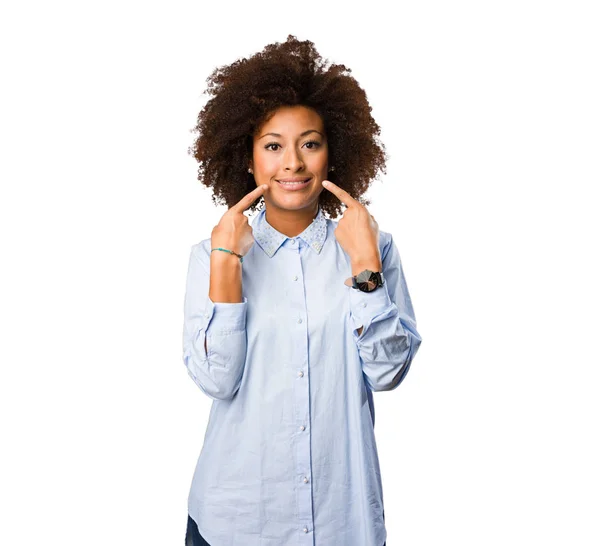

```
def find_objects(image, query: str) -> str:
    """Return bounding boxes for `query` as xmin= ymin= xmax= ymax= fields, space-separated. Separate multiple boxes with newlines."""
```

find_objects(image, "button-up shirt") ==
xmin=182 ymin=204 xmax=422 ymax=545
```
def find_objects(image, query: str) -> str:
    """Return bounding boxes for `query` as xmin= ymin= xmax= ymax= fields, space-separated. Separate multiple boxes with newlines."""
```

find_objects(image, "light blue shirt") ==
xmin=182 ymin=204 xmax=422 ymax=546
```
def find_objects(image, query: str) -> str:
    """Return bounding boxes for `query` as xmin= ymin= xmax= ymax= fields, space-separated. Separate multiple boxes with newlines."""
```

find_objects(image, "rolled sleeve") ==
xmin=182 ymin=242 xmax=249 ymax=400
xmin=348 ymin=233 xmax=422 ymax=392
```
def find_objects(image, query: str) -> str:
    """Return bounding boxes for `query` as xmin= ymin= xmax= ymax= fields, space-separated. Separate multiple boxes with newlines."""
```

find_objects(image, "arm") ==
xmin=182 ymin=242 xmax=248 ymax=400
xmin=349 ymin=234 xmax=422 ymax=392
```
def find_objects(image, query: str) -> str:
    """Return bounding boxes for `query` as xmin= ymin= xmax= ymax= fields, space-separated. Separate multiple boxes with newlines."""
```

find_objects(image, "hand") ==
xmin=321 ymin=180 xmax=382 ymax=270
xmin=211 ymin=185 xmax=269 ymax=257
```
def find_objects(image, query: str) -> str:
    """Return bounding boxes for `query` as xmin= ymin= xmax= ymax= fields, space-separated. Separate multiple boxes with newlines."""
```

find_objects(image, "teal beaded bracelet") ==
xmin=211 ymin=247 xmax=244 ymax=263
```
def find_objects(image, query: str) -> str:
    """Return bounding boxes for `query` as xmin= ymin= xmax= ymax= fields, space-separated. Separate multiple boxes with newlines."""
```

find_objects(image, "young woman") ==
xmin=183 ymin=35 xmax=422 ymax=546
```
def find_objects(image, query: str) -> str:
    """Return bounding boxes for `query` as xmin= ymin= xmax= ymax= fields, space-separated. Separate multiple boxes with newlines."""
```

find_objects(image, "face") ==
xmin=249 ymin=105 xmax=329 ymax=212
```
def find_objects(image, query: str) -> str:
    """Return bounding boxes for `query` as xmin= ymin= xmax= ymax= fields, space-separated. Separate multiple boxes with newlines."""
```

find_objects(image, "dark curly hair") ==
xmin=188 ymin=34 xmax=388 ymax=219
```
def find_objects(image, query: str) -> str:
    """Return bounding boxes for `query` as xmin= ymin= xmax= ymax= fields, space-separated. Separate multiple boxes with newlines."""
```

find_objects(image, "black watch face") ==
xmin=356 ymin=270 xmax=382 ymax=292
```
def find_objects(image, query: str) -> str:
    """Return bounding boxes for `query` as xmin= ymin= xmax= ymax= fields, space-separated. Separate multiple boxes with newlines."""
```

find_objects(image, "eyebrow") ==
xmin=258 ymin=130 xmax=324 ymax=140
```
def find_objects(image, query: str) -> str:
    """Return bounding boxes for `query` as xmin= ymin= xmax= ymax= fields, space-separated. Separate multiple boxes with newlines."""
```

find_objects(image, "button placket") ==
xmin=290 ymin=249 xmax=313 ymax=542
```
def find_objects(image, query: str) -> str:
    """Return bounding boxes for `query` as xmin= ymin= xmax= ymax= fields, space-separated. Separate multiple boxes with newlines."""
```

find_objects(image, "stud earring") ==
xmin=248 ymin=168 xmax=253 ymax=174
xmin=329 ymin=166 xmax=335 ymax=172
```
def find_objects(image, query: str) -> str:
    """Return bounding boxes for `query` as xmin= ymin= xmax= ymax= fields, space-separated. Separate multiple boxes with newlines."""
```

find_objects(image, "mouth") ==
xmin=275 ymin=177 xmax=312 ymax=191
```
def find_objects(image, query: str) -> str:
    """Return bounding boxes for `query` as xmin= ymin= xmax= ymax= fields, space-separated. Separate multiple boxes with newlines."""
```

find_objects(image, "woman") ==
xmin=183 ymin=35 xmax=422 ymax=546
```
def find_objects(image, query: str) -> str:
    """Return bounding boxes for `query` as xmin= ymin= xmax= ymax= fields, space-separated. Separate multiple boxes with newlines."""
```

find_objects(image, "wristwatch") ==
xmin=344 ymin=269 xmax=385 ymax=292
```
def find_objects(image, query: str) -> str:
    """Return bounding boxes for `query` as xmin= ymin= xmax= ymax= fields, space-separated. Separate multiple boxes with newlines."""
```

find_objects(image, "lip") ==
xmin=275 ymin=177 xmax=312 ymax=191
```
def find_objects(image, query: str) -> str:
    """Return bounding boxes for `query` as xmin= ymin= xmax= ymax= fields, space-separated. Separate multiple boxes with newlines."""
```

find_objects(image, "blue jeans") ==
xmin=185 ymin=515 xmax=211 ymax=546
xmin=185 ymin=514 xmax=386 ymax=545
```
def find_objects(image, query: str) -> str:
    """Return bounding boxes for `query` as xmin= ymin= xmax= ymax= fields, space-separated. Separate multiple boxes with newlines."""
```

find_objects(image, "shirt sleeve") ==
xmin=182 ymin=242 xmax=248 ymax=400
xmin=348 ymin=233 xmax=422 ymax=392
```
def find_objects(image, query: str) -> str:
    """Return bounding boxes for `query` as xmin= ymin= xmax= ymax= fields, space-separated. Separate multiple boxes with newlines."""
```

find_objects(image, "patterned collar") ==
xmin=252 ymin=205 xmax=328 ymax=258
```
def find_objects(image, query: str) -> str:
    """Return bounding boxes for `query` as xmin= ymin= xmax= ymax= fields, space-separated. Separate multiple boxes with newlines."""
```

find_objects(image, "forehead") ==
xmin=259 ymin=105 xmax=324 ymax=133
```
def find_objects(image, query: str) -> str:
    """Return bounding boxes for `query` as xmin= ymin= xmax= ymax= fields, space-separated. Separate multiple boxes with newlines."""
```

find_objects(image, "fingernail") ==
xmin=322 ymin=180 xmax=329 ymax=187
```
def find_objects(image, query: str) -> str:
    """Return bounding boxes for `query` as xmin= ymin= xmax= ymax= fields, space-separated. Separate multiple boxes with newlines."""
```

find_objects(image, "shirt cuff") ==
xmin=204 ymin=296 xmax=248 ymax=333
xmin=349 ymin=282 xmax=393 ymax=338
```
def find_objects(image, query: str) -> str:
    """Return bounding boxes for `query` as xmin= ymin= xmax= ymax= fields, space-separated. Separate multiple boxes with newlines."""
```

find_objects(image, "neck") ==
xmin=264 ymin=203 xmax=319 ymax=238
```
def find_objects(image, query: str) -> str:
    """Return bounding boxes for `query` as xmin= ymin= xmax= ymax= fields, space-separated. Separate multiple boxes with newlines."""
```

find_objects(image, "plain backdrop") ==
xmin=1 ymin=1 xmax=598 ymax=544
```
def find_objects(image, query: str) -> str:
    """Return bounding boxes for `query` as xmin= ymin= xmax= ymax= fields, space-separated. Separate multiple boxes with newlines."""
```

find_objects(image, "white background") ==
xmin=1 ymin=1 xmax=598 ymax=544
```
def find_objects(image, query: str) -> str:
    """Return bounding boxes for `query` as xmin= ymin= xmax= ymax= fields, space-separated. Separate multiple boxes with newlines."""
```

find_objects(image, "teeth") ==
xmin=279 ymin=179 xmax=309 ymax=185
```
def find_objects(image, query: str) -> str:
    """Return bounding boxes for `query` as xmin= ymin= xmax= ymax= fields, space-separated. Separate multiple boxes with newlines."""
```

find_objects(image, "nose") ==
xmin=283 ymin=146 xmax=305 ymax=171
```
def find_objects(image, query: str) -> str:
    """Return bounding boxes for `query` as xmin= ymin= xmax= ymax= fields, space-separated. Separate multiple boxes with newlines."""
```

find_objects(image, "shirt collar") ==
xmin=252 ymin=205 xmax=328 ymax=258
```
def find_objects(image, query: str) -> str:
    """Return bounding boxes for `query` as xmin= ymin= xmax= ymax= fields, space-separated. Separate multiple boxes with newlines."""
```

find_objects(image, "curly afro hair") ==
xmin=188 ymin=34 xmax=388 ymax=219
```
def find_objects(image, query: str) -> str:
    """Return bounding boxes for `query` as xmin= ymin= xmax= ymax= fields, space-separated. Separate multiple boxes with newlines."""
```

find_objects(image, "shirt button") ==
xmin=361 ymin=302 xmax=367 ymax=308
xmin=303 ymin=527 xmax=308 ymax=533
xmin=300 ymin=425 xmax=305 ymax=431
xmin=293 ymin=275 xmax=298 ymax=281
xmin=298 ymin=371 xmax=304 ymax=377
xmin=290 ymin=239 xmax=296 ymax=245
xmin=297 ymin=318 xmax=302 ymax=323
xmin=204 ymin=313 xmax=210 ymax=318
xmin=303 ymin=476 xmax=309 ymax=483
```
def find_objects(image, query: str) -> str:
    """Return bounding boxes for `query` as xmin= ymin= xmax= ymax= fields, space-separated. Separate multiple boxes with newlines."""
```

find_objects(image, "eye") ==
xmin=264 ymin=140 xmax=322 ymax=151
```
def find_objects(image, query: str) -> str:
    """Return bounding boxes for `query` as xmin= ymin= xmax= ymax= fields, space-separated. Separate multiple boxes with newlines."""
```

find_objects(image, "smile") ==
xmin=276 ymin=178 xmax=312 ymax=191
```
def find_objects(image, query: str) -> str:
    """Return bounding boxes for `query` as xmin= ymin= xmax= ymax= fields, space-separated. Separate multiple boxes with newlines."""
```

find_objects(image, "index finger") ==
xmin=231 ymin=184 xmax=269 ymax=213
xmin=322 ymin=180 xmax=357 ymax=207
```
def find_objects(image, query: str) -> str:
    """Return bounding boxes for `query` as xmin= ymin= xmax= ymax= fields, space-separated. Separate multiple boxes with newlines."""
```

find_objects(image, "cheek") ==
xmin=311 ymin=154 xmax=329 ymax=172
xmin=316 ymin=147 xmax=329 ymax=166
xmin=254 ymin=152 xmax=279 ymax=172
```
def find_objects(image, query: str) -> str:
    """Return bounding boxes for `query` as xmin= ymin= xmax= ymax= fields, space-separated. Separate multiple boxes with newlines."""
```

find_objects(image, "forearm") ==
xmin=351 ymin=257 xmax=382 ymax=277
xmin=209 ymin=251 xmax=243 ymax=303
xmin=205 ymin=251 xmax=243 ymax=352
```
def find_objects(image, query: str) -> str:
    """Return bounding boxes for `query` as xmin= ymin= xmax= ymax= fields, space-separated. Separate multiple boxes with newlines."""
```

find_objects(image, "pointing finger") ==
xmin=232 ymin=184 xmax=269 ymax=213
xmin=321 ymin=180 xmax=356 ymax=207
